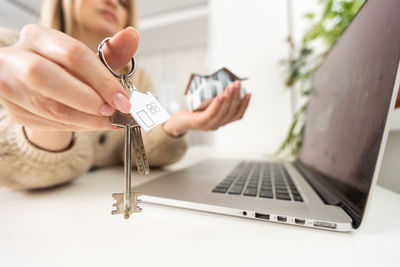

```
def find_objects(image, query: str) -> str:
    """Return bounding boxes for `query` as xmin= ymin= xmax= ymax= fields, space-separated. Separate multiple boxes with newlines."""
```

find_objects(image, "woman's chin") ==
xmin=91 ymin=23 xmax=121 ymax=37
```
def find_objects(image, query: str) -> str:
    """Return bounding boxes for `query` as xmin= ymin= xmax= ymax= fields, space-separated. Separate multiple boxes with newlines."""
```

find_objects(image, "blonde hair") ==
xmin=40 ymin=0 xmax=137 ymax=35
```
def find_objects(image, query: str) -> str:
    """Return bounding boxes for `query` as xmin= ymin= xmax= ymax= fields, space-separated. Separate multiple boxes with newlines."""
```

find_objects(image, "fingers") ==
xmin=204 ymin=85 xmax=235 ymax=130
xmin=167 ymin=86 xmax=250 ymax=133
xmin=0 ymin=98 xmax=88 ymax=132
xmin=4 ymin=51 xmax=112 ymax=116
xmin=202 ymin=92 xmax=250 ymax=130
xmin=190 ymin=81 xmax=250 ymax=131
xmin=0 ymin=77 xmax=115 ymax=131
xmin=219 ymin=80 xmax=241 ymax=125
xmin=18 ymin=24 xmax=137 ymax=113
xmin=102 ymin=27 xmax=140 ymax=70
xmin=231 ymin=93 xmax=251 ymax=122
xmin=205 ymin=80 xmax=244 ymax=130
xmin=190 ymin=95 xmax=224 ymax=130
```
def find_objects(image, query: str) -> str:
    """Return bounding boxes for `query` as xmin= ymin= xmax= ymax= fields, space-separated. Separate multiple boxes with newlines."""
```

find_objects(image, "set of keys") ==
xmin=98 ymin=38 xmax=150 ymax=219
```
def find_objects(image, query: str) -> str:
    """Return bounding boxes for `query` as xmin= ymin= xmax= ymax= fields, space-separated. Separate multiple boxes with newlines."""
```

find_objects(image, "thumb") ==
xmin=101 ymin=27 xmax=140 ymax=71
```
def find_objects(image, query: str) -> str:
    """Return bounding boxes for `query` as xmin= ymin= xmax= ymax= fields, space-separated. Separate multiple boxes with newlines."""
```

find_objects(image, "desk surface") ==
xmin=0 ymin=145 xmax=399 ymax=267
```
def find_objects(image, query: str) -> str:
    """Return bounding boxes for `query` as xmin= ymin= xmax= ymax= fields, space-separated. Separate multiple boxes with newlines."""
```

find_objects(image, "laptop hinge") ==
xmin=294 ymin=160 xmax=362 ymax=228
xmin=293 ymin=160 xmax=341 ymax=205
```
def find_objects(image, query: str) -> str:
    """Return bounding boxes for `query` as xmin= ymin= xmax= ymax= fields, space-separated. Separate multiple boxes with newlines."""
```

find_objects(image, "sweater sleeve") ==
xmin=0 ymin=28 xmax=94 ymax=190
xmin=0 ymin=109 xmax=94 ymax=190
xmin=125 ymin=68 xmax=189 ymax=167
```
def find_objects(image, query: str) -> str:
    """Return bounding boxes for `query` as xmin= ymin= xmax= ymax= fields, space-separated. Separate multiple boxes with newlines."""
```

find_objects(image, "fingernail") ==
xmin=113 ymin=93 xmax=131 ymax=113
xmin=100 ymin=103 xmax=114 ymax=116
xmin=234 ymin=80 xmax=241 ymax=90
xmin=218 ymin=95 xmax=224 ymax=102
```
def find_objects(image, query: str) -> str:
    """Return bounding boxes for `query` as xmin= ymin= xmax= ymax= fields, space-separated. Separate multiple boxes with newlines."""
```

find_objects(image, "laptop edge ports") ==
xmin=255 ymin=212 xmax=270 ymax=220
xmin=277 ymin=216 xmax=287 ymax=222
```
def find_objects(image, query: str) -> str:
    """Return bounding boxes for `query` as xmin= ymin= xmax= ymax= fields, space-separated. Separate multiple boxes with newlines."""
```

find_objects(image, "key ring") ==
xmin=98 ymin=37 xmax=136 ymax=79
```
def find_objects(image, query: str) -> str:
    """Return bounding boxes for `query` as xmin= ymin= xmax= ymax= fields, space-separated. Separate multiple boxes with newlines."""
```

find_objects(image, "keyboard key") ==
xmin=276 ymin=193 xmax=291 ymax=200
xmin=260 ymin=187 xmax=272 ymax=192
xmin=276 ymin=188 xmax=288 ymax=192
xmin=275 ymin=188 xmax=289 ymax=193
xmin=275 ymin=185 xmax=287 ymax=190
xmin=212 ymin=186 xmax=228 ymax=193
xmin=291 ymin=192 xmax=300 ymax=197
xmin=259 ymin=190 xmax=273 ymax=198
xmin=244 ymin=188 xmax=257 ymax=196
xmin=229 ymin=185 xmax=243 ymax=195
xmin=293 ymin=195 xmax=303 ymax=202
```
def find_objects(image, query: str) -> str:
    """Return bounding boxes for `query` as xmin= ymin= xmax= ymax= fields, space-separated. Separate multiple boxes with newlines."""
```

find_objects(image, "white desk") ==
xmin=0 ymin=145 xmax=399 ymax=267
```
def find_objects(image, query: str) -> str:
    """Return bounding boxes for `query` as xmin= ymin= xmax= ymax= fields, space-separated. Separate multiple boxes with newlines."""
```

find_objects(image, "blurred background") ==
xmin=2 ymin=0 xmax=400 ymax=198
xmin=0 ymin=0 xmax=353 ymax=153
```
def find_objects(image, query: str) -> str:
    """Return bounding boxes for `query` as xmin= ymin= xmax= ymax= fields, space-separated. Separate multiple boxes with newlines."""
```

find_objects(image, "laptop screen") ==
xmin=298 ymin=0 xmax=400 ymax=226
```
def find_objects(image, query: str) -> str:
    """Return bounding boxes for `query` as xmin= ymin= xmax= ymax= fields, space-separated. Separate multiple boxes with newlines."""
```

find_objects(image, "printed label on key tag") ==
xmin=129 ymin=91 xmax=170 ymax=131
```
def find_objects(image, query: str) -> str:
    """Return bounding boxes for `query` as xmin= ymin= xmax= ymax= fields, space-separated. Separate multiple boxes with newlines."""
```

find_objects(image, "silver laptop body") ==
xmin=136 ymin=0 xmax=400 ymax=232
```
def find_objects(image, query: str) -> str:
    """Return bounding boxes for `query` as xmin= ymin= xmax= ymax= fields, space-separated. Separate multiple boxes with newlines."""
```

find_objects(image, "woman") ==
xmin=0 ymin=0 xmax=250 ymax=190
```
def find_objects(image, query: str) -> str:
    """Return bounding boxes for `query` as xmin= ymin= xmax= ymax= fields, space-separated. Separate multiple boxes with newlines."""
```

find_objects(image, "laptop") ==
xmin=136 ymin=0 xmax=400 ymax=231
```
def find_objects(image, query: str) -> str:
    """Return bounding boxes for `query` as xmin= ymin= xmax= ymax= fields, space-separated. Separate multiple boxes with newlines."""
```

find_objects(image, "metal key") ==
xmin=123 ymin=77 xmax=150 ymax=176
xmin=113 ymin=76 xmax=150 ymax=176
xmin=131 ymin=125 xmax=150 ymax=175
xmin=98 ymin=38 xmax=150 ymax=219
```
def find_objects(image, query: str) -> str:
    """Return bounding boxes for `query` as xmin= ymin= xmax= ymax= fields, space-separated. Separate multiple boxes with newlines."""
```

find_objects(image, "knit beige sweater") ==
xmin=0 ymin=28 xmax=188 ymax=190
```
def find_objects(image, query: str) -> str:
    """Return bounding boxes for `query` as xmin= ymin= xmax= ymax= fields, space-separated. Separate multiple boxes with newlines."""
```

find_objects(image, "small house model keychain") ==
xmin=184 ymin=67 xmax=247 ymax=111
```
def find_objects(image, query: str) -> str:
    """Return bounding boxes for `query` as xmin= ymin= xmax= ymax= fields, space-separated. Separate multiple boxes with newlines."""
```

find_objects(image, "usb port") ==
xmin=277 ymin=216 xmax=287 ymax=222
xmin=255 ymin=213 xmax=270 ymax=220
xmin=295 ymin=218 xmax=305 ymax=225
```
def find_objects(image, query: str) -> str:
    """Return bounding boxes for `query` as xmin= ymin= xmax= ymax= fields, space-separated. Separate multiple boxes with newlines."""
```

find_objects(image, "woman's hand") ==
xmin=163 ymin=80 xmax=251 ymax=137
xmin=0 ymin=25 xmax=139 ymax=150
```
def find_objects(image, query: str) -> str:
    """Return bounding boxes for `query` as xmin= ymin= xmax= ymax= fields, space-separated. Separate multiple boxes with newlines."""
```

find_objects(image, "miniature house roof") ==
xmin=184 ymin=67 xmax=247 ymax=95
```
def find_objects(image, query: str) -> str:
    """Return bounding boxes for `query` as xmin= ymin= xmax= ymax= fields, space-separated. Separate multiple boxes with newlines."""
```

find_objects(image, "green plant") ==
xmin=278 ymin=0 xmax=365 ymax=156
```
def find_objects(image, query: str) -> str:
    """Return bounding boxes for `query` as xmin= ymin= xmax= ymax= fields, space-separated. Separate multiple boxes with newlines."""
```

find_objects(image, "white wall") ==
xmin=207 ymin=0 xmax=316 ymax=153
xmin=0 ymin=0 xmax=40 ymax=30
xmin=378 ymin=131 xmax=400 ymax=193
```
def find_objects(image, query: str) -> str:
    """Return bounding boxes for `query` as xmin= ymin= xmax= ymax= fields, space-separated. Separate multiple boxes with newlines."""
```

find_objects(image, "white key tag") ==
xmin=129 ymin=90 xmax=171 ymax=131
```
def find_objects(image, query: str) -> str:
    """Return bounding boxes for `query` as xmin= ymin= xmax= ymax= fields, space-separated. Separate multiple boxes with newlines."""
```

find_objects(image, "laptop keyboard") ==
xmin=212 ymin=161 xmax=303 ymax=202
